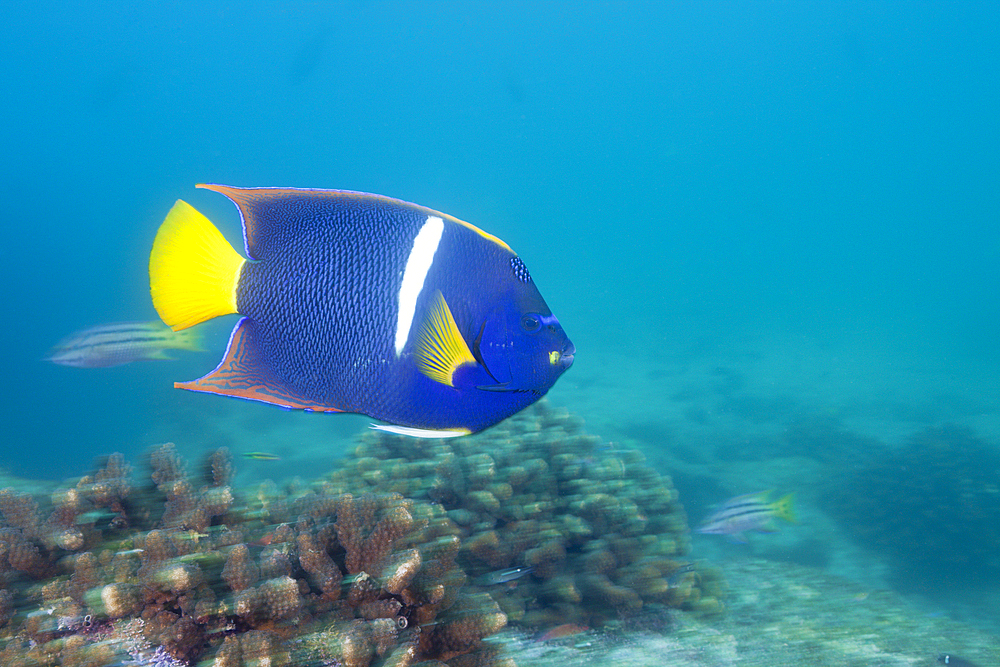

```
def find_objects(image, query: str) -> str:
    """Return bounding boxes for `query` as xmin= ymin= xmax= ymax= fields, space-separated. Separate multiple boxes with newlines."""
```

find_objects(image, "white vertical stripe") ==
xmin=395 ymin=216 xmax=444 ymax=355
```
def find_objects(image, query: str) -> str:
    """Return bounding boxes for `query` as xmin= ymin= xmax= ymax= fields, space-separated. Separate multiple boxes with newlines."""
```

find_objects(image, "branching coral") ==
xmin=221 ymin=543 xmax=259 ymax=593
xmin=0 ymin=444 xmax=508 ymax=666
xmin=330 ymin=400 xmax=725 ymax=627
xmin=0 ymin=402 xmax=722 ymax=665
xmin=0 ymin=490 xmax=55 ymax=579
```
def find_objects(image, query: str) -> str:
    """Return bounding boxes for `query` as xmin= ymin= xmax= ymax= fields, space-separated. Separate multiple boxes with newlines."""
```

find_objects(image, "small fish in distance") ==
xmin=479 ymin=566 xmax=534 ymax=586
xmin=696 ymin=491 xmax=795 ymax=543
xmin=242 ymin=452 xmax=281 ymax=461
xmin=149 ymin=184 xmax=574 ymax=437
xmin=535 ymin=623 xmax=589 ymax=642
xmin=938 ymin=654 xmax=981 ymax=667
xmin=47 ymin=321 xmax=203 ymax=368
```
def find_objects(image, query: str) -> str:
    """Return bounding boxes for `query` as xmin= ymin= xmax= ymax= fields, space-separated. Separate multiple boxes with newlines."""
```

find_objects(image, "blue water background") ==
xmin=1 ymin=0 xmax=998 ymax=629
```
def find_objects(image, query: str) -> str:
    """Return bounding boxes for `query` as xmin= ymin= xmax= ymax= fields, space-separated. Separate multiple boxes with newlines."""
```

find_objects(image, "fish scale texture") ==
xmin=236 ymin=196 xmax=416 ymax=410
xmin=192 ymin=185 xmax=574 ymax=433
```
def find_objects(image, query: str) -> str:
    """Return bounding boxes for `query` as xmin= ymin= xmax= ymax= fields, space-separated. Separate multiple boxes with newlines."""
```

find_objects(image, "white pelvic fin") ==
xmin=369 ymin=423 xmax=471 ymax=438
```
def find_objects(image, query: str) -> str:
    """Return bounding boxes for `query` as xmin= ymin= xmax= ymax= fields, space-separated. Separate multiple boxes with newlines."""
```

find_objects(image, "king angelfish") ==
xmin=148 ymin=184 xmax=575 ymax=437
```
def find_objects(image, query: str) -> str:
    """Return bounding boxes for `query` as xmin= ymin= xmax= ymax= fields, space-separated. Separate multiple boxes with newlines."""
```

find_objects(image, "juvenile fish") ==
xmin=242 ymin=452 xmax=281 ymax=461
xmin=696 ymin=491 xmax=795 ymax=543
xmin=479 ymin=566 xmax=534 ymax=585
xmin=47 ymin=321 xmax=202 ymax=368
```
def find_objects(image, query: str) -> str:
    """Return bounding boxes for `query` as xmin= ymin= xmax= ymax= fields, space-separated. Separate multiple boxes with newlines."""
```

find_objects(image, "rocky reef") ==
xmin=0 ymin=402 xmax=720 ymax=665
xmin=827 ymin=423 xmax=1000 ymax=588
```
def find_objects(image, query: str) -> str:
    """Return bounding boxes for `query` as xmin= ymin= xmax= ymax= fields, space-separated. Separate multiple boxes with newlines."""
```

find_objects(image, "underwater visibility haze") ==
xmin=1 ymin=2 xmax=999 ymax=665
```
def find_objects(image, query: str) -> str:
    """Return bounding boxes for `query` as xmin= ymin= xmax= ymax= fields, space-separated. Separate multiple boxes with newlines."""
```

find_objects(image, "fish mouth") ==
xmin=557 ymin=343 xmax=575 ymax=369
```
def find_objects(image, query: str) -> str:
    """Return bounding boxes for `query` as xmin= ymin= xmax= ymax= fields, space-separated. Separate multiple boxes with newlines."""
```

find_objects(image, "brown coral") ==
xmin=204 ymin=447 xmax=234 ymax=487
xmin=0 ymin=489 xmax=41 ymax=538
xmin=82 ymin=452 xmax=132 ymax=529
xmin=222 ymin=543 xmax=259 ymax=593
xmin=100 ymin=582 xmax=142 ymax=619
xmin=296 ymin=529 xmax=342 ymax=599
xmin=260 ymin=575 xmax=302 ymax=620
xmin=336 ymin=493 xmax=415 ymax=578
xmin=331 ymin=400 xmax=721 ymax=629
xmin=0 ymin=589 xmax=12 ymax=629
xmin=69 ymin=551 xmax=100 ymax=604
xmin=0 ymin=402 xmax=717 ymax=667
xmin=421 ymin=592 xmax=507 ymax=661
xmin=381 ymin=547 xmax=421 ymax=595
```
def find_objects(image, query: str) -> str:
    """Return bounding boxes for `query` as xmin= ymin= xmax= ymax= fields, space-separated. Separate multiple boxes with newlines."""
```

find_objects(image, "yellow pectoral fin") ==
xmin=149 ymin=200 xmax=246 ymax=331
xmin=415 ymin=291 xmax=477 ymax=387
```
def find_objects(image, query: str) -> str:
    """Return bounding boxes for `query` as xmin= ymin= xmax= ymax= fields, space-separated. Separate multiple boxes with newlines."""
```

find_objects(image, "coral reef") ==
xmin=0 ymin=403 xmax=722 ymax=665
xmin=0 ymin=445 xmax=506 ymax=666
xmin=827 ymin=424 xmax=1000 ymax=587
xmin=327 ymin=401 xmax=725 ymax=628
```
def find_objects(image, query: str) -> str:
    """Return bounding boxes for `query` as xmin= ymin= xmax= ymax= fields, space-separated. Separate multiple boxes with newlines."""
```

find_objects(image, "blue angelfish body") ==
xmin=149 ymin=185 xmax=574 ymax=437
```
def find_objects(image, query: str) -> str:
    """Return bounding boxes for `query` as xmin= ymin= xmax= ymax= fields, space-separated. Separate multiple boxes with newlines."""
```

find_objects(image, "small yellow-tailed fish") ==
xmin=242 ymin=452 xmax=281 ymax=461
xmin=47 ymin=321 xmax=203 ymax=368
xmin=696 ymin=491 xmax=796 ymax=543
xmin=149 ymin=185 xmax=574 ymax=437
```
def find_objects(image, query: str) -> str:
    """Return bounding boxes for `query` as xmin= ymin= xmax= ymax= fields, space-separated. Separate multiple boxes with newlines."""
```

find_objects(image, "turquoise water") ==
xmin=2 ymin=0 xmax=998 ymax=637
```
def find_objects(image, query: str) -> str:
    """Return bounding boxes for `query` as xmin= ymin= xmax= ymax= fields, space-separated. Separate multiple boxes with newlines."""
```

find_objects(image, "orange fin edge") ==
xmin=175 ymin=317 xmax=344 ymax=413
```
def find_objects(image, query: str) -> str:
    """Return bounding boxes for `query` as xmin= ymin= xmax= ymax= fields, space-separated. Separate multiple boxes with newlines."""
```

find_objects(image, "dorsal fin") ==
xmin=197 ymin=184 xmax=514 ymax=261
xmin=197 ymin=184 xmax=313 ymax=260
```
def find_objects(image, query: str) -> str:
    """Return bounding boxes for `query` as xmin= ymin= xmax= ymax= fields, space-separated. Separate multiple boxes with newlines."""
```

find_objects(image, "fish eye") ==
xmin=520 ymin=314 xmax=541 ymax=332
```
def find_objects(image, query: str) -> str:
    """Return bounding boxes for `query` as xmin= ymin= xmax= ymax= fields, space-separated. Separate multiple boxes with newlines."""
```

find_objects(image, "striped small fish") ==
xmin=242 ymin=452 xmax=281 ymax=461
xmin=696 ymin=491 xmax=795 ymax=543
xmin=47 ymin=321 xmax=203 ymax=368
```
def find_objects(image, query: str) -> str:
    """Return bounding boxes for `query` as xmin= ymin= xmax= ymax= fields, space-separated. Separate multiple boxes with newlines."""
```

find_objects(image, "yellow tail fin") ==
xmin=169 ymin=327 xmax=205 ymax=352
xmin=771 ymin=493 xmax=796 ymax=524
xmin=149 ymin=200 xmax=246 ymax=331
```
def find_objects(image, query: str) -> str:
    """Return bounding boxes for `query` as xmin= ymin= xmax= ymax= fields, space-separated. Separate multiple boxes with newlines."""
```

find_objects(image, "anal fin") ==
xmin=176 ymin=318 xmax=343 ymax=413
